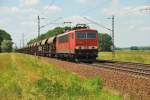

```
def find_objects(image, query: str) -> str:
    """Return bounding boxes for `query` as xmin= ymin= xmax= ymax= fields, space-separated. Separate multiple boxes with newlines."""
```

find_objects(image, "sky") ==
xmin=0 ymin=0 xmax=150 ymax=48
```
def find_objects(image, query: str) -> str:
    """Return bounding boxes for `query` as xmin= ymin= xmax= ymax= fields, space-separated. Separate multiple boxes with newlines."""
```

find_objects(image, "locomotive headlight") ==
xmin=90 ymin=46 xmax=98 ymax=49
xmin=94 ymin=46 xmax=98 ymax=49
xmin=75 ymin=46 xmax=78 ymax=49
xmin=89 ymin=46 xmax=98 ymax=49
xmin=76 ymin=46 xmax=81 ymax=49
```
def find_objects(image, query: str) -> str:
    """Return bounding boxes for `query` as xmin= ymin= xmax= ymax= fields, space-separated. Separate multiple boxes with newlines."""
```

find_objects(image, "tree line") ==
xmin=116 ymin=46 xmax=150 ymax=51
xmin=28 ymin=27 xmax=113 ymax=51
xmin=0 ymin=29 xmax=13 ymax=52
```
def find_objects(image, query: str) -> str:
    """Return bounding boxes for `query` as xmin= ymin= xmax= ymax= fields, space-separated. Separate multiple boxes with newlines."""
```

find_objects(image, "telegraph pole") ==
xmin=38 ymin=16 xmax=40 ymax=37
xmin=112 ymin=15 xmax=115 ymax=59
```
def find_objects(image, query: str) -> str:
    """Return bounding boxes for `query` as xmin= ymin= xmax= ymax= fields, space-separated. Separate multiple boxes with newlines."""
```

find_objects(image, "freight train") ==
xmin=17 ymin=24 xmax=99 ymax=62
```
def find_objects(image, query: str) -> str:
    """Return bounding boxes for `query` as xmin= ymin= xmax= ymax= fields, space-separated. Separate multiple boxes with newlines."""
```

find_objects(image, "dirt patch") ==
xmin=43 ymin=57 xmax=150 ymax=100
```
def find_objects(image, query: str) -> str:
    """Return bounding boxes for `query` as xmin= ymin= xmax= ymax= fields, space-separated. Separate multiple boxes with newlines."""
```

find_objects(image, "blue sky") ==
xmin=0 ymin=0 xmax=150 ymax=47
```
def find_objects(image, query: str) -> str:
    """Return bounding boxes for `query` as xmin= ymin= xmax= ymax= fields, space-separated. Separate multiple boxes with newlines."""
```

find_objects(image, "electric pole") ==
xmin=22 ymin=33 xmax=25 ymax=48
xmin=107 ymin=15 xmax=115 ymax=59
xmin=20 ymin=40 xmax=21 ymax=48
xmin=112 ymin=15 xmax=115 ymax=59
xmin=38 ymin=16 xmax=40 ymax=38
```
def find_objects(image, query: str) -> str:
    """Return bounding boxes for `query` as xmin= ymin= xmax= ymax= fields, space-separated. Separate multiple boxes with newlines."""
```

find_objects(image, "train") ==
xmin=17 ymin=24 xmax=99 ymax=62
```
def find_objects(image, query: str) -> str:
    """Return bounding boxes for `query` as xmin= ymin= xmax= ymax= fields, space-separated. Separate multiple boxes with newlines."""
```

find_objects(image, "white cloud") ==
xmin=43 ymin=5 xmax=62 ymax=14
xmin=140 ymin=26 xmax=150 ymax=31
xmin=76 ymin=0 xmax=97 ymax=4
xmin=0 ymin=6 xmax=19 ymax=13
xmin=128 ymin=25 xmax=135 ymax=30
xmin=20 ymin=0 xmax=40 ymax=7
xmin=0 ymin=6 xmax=39 ymax=15
xmin=112 ymin=0 xmax=120 ymax=5
xmin=0 ymin=4 xmax=63 ymax=47
xmin=102 ymin=5 xmax=150 ymax=16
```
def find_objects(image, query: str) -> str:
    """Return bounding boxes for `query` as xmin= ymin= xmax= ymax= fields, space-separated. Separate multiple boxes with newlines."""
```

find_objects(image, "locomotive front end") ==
xmin=75 ymin=29 xmax=99 ymax=61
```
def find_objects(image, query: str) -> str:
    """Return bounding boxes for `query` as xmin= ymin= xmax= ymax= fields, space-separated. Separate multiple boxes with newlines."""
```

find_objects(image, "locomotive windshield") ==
xmin=76 ymin=31 xmax=97 ymax=39
xmin=76 ymin=32 xmax=86 ymax=39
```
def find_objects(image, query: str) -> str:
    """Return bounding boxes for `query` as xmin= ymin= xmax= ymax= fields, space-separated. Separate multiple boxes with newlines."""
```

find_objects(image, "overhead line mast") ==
xmin=22 ymin=33 xmax=25 ymax=47
xmin=38 ymin=16 xmax=40 ymax=38
xmin=112 ymin=15 xmax=115 ymax=59
xmin=83 ymin=16 xmax=115 ymax=59
xmin=37 ymin=0 xmax=55 ymax=38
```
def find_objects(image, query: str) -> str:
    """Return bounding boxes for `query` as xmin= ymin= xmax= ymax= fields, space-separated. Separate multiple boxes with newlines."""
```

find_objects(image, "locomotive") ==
xmin=17 ymin=24 xmax=99 ymax=62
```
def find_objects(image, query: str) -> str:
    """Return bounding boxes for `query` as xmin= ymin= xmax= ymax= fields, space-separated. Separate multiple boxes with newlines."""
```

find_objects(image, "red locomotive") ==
xmin=56 ymin=28 xmax=98 ymax=61
xmin=17 ymin=24 xmax=99 ymax=62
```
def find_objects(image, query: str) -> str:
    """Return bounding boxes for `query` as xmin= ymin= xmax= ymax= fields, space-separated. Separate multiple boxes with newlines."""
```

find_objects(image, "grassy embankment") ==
xmin=0 ymin=53 xmax=123 ymax=100
xmin=99 ymin=50 xmax=150 ymax=64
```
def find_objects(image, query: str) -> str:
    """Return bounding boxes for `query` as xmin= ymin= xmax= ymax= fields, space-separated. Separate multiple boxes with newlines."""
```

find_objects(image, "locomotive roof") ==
xmin=74 ymin=28 xmax=97 ymax=32
xmin=57 ymin=28 xmax=97 ymax=37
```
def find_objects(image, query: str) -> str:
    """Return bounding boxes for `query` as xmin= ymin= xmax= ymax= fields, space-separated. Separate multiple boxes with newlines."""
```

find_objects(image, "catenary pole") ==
xmin=38 ymin=16 xmax=40 ymax=37
xmin=22 ymin=33 xmax=24 ymax=48
xmin=112 ymin=15 xmax=115 ymax=59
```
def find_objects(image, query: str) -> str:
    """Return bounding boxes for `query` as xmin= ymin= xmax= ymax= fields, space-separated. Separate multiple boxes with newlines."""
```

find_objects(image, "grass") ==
xmin=0 ymin=53 xmax=123 ymax=100
xmin=98 ymin=50 xmax=150 ymax=64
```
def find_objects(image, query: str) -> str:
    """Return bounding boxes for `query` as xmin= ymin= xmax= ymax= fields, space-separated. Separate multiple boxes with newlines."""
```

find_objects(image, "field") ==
xmin=99 ymin=50 xmax=150 ymax=64
xmin=0 ymin=53 xmax=123 ymax=100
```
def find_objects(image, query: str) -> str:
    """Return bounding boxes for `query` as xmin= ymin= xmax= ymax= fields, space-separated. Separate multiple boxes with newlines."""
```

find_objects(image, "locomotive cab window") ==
xmin=87 ymin=32 xmax=97 ymax=39
xmin=76 ymin=32 xmax=86 ymax=39
xmin=58 ymin=34 xmax=68 ymax=43
xmin=76 ymin=31 xmax=97 ymax=39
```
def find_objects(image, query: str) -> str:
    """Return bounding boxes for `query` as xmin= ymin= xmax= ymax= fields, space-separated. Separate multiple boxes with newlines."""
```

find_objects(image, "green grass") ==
xmin=0 ymin=53 xmax=123 ymax=100
xmin=99 ymin=50 xmax=150 ymax=64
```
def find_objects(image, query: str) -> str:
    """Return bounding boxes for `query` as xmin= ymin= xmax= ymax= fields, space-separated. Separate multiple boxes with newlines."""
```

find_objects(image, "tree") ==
xmin=98 ymin=33 xmax=112 ymax=51
xmin=28 ymin=27 xmax=65 ymax=44
xmin=130 ymin=46 xmax=139 ymax=50
xmin=0 ymin=29 xmax=11 ymax=44
xmin=0 ymin=29 xmax=12 ymax=52
xmin=1 ymin=40 xmax=13 ymax=52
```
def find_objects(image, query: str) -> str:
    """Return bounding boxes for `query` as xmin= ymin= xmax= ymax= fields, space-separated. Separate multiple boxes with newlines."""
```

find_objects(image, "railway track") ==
xmin=55 ymin=58 xmax=150 ymax=77
xmin=88 ymin=60 xmax=150 ymax=77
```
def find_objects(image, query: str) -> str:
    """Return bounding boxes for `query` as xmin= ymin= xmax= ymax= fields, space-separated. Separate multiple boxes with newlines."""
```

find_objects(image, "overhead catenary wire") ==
xmin=114 ymin=1 xmax=150 ymax=16
xmin=40 ymin=0 xmax=55 ymax=16
xmin=82 ymin=16 xmax=112 ymax=31
xmin=79 ymin=0 xmax=108 ymax=16
xmin=40 ymin=17 xmax=63 ymax=28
